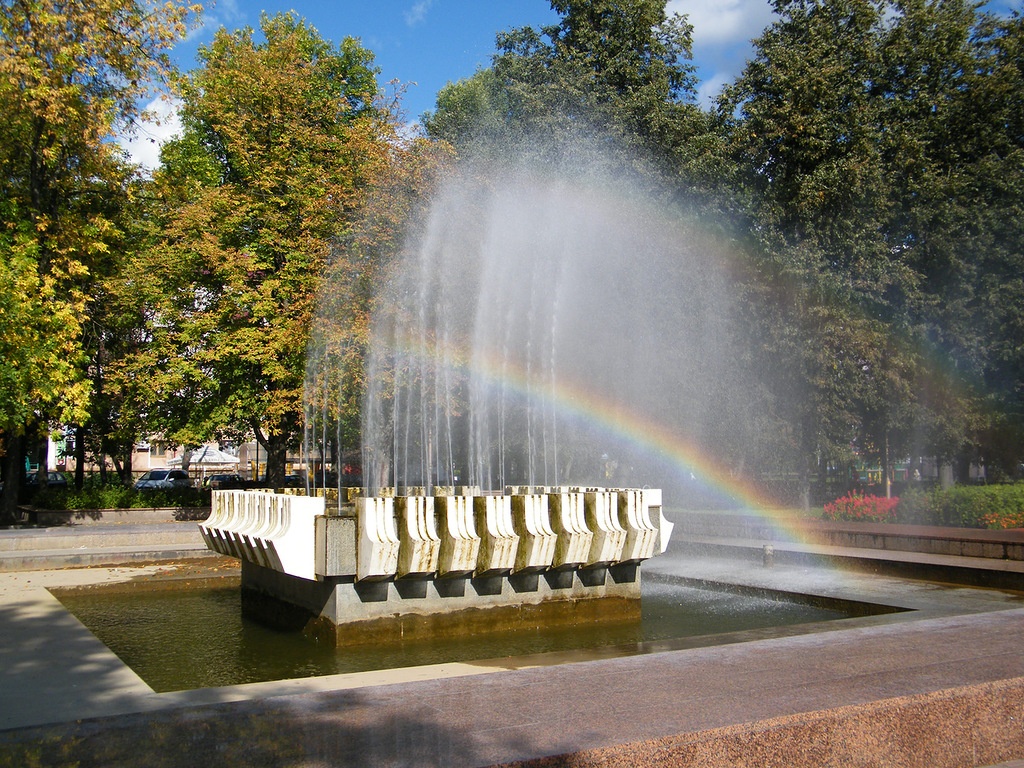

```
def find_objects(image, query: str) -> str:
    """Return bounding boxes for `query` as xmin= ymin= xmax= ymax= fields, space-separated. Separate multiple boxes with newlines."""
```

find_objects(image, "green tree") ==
xmin=724 ymin=0 xmax=1024 ymax=496
xmin=424 ymin=0 xmax=708 ymax=179
xmin=422 ymin=69 xmax=508 ymax=148
xmin=0 ymin=0 xmax=197 ymax=520
xmin=140 ymin=12 xmax=392 ymax=486
xmin=879 ymin=2 xmax=1024 ymax=479
xmin=722 ymin=0 xmax=892 ymax=283
xmin=720 ymin=0 xmax=901 ymax=502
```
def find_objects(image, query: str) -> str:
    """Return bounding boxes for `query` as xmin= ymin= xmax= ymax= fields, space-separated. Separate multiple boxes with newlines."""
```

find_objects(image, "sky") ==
xmin=124 ymin=0 xmax=780 ymax=168
xmin=123 ymin=0 xmax=1018 ymax=170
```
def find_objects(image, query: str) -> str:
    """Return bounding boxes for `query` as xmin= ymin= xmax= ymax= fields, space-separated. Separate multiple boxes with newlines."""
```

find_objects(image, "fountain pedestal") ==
xmin=200 ymin=487 xmax=673 ymax=646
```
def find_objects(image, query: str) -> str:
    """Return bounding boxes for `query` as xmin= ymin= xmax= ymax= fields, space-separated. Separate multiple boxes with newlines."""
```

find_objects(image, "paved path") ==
xmin=0 ymin=519 xmax=1023 ymax=766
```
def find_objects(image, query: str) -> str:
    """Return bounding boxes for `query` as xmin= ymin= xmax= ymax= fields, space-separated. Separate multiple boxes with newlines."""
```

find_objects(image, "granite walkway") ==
xmin=0 ymin=516 xmax=1022 ymax=766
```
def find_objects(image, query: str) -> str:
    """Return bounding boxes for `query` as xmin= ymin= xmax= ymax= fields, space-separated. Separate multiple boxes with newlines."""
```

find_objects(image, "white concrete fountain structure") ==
xmin=200 ymin=486 xmax=673 ymax=645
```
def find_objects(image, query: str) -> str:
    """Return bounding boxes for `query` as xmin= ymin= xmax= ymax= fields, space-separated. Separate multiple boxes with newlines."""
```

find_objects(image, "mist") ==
xmin=348 ymin=152 xmax=755 ymax=500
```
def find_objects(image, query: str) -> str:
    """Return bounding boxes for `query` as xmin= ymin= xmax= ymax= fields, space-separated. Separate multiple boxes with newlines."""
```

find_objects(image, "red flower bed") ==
xmin=822 ymin=492 xmax=900 ymax=523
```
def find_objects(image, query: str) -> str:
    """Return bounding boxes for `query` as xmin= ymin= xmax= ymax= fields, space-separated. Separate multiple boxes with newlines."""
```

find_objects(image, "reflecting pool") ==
xmin=56 ymin=573 xmax=858 ymax=692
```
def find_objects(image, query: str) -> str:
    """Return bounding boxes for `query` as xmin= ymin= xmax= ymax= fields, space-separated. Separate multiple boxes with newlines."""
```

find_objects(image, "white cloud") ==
xmin=200 ymin=0 xmax=242 ymax=30
xmin=118 ymin=96 xmax=182 ymax=173
xmin=697 ymin=72 xmax=732 ymax=106
xmin=667 ymin=0 xmax=774 ymax=46
xmin=667 ymin=0 xmax=776 ymax=106
xmin=404 ymin=0 xmax=432 ymax=27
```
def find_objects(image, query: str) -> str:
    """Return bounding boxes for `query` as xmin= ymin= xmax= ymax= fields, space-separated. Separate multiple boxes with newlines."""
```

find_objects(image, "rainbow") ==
xmin=481 ymin=357 xmax=815 ymax=547
xmin=362 ymin=332 xmax=816 ymax=547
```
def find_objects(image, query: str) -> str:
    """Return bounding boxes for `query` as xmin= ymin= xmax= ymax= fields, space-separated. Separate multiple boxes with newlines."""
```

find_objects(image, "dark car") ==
xmin=203 ymin=473 xmax=245 ymax=490
xmin=134 ymin=469 xmax=192 ymax=490
xmin=24 ymin=471 xmax=69 ymax=489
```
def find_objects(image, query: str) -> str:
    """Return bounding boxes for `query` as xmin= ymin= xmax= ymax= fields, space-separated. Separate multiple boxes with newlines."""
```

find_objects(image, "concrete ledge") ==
xmin=2 ymin=604 xmax=1023 ymax=766
xmin=498 ymin=677 xmax=1024 ymax=768
xmin=675 ymin=512 xmax=1024 ymax=561
xmin=21 ymin=506 xmax=210 ymax=526
xmin=677 ymin=536 xmax=1024 ymax=591
xmin=0 ymin=545 xmax=222 ymax=571
xmin=3 ymin=542 xmax=1024 ymax=766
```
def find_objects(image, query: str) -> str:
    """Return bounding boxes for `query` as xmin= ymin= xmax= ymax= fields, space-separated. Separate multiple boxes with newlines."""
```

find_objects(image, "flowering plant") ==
xmin=980 ymin=509 xmax=1024 ymax=530
xmin=822 ymin=492 xmax=900 ymax=523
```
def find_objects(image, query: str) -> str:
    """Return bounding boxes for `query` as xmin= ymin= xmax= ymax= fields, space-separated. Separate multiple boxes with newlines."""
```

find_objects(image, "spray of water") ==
xmin=306 ymin=155 xmax=750 ymax=498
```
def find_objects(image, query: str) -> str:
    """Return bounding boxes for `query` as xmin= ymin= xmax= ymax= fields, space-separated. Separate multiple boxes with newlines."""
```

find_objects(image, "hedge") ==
xmin=30 ymin=485 xmax=211 ymax=511
xmin=822 ymin=483 xmax=1024 ymax=529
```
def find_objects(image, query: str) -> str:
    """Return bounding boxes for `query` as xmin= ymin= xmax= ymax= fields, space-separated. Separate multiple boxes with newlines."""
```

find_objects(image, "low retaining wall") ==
xmin=499 ymin=677 xmax=1024 ymax=768
xmin=674 ymin=512 xmax=1024 ymax=561
xmin=23 ymin=506 xmax=210 ymax=526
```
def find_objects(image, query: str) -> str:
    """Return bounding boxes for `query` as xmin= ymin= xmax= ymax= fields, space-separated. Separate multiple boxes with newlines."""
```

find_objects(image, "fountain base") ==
xmin=240 ymin=559 xmax=642 ymax=646
xmin=200 ymin=486 xmax=672 ymax=646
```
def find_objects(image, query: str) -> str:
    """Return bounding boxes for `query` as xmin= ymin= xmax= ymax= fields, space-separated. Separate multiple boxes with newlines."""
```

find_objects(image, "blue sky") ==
xmin=176 ymin=0 xmax=781 ymax=115
xmin=179 ymin=1 xmax=563 ymax=122
xmin=125 ymin=0 xmax=1019 ymax=169
xmin=126 ymin=0 xmax=780 ymax=167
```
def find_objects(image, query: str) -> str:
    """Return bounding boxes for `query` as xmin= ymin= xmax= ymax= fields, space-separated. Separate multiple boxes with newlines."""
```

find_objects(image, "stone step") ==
xmin=0 ymin=521 xmax=215 ymax=571
xmin=19 ymin=507 xmax=209 ymax=526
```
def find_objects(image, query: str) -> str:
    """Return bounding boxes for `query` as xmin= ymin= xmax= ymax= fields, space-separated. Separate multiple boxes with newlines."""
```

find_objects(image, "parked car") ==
xmin=24 ymin=471 xmax=69 ymax=489
xmin=4 ymin=471 xmax=71 ymax=505
xmin=134 ymin=469 xmax=192 ymax=490
xmin=203 ymin=473 xmax=245 ymax=490
xmin=251 ymin=474 xmax=306 ymax=489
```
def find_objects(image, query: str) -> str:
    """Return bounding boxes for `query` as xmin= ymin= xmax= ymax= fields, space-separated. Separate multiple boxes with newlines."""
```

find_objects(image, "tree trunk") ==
xmin=940 ymin=461 xmax=955 ymax=489
xmin=797 ymin=465 xmax=811 ymax=511
xmin=954 ymin=452 xmax=972 ymax=485
xmin=815 ymin=456 xmax=829 ymax=506
xmin=121 ymin=448 xmax=132 ymax=485
xmin=264 ymin=435 xmax=287 ymax=488
xmin=882 ymin=431 xmax=892 ymax=499
xmin=74 ymin=425 xmax=86 ymax=490
xmin=33 ymin=434 xmax=48 ymax=486
xmin=254 ymin=416 xmax=292 ymax=488
xmin=1 ymin=434 xmax=24 ymax=525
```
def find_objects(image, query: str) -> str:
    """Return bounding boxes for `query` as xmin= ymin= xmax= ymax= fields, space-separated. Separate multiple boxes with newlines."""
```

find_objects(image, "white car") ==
xmin=133 ymin=469 xmax=192 ymax=490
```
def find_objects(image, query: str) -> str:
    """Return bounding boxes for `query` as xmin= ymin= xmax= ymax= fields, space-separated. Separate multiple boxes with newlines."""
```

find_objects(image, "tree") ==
xmin=140 ymin=12 xmax=392 ymax=486
xmin=879 ymin=2 xmax=1024 ymax=479
xmin=424 ymin=0 xmax=706 ymax=177
xmin=723 ymin=0 xmax=1024 ymax=495
xmin=422 ymin=69 xmax=508 ymax=148
xmin=0 ymin=0 xmax=197 ymax=520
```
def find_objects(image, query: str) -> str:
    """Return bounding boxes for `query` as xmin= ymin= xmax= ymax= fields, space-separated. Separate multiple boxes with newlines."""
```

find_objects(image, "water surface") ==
xmin=57 ymin=575 xmax=850 ymax=692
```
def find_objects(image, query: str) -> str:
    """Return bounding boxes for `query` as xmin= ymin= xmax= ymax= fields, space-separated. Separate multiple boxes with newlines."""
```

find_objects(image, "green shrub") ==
xmin=893 ymin=483 xmax=1024 ymax=529
xmin=30 ymin=485 xmax=210 ymax=511
xmin=133 ymin=486 xmax=210 ymax=508
xmin=894 ymin=486 xmax=932 ymax=524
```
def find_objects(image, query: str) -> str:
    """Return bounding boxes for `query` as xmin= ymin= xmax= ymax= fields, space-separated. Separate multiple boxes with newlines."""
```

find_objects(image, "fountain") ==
xmin=202 ymin=157 xmax=748 ymax=645
xmin=200 ymin=485 xmax=671 ymax=644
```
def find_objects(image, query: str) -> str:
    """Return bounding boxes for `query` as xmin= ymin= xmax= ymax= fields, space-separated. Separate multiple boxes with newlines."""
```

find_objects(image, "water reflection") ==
xmin=56 ymin=575 xmax=848 ymax=692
